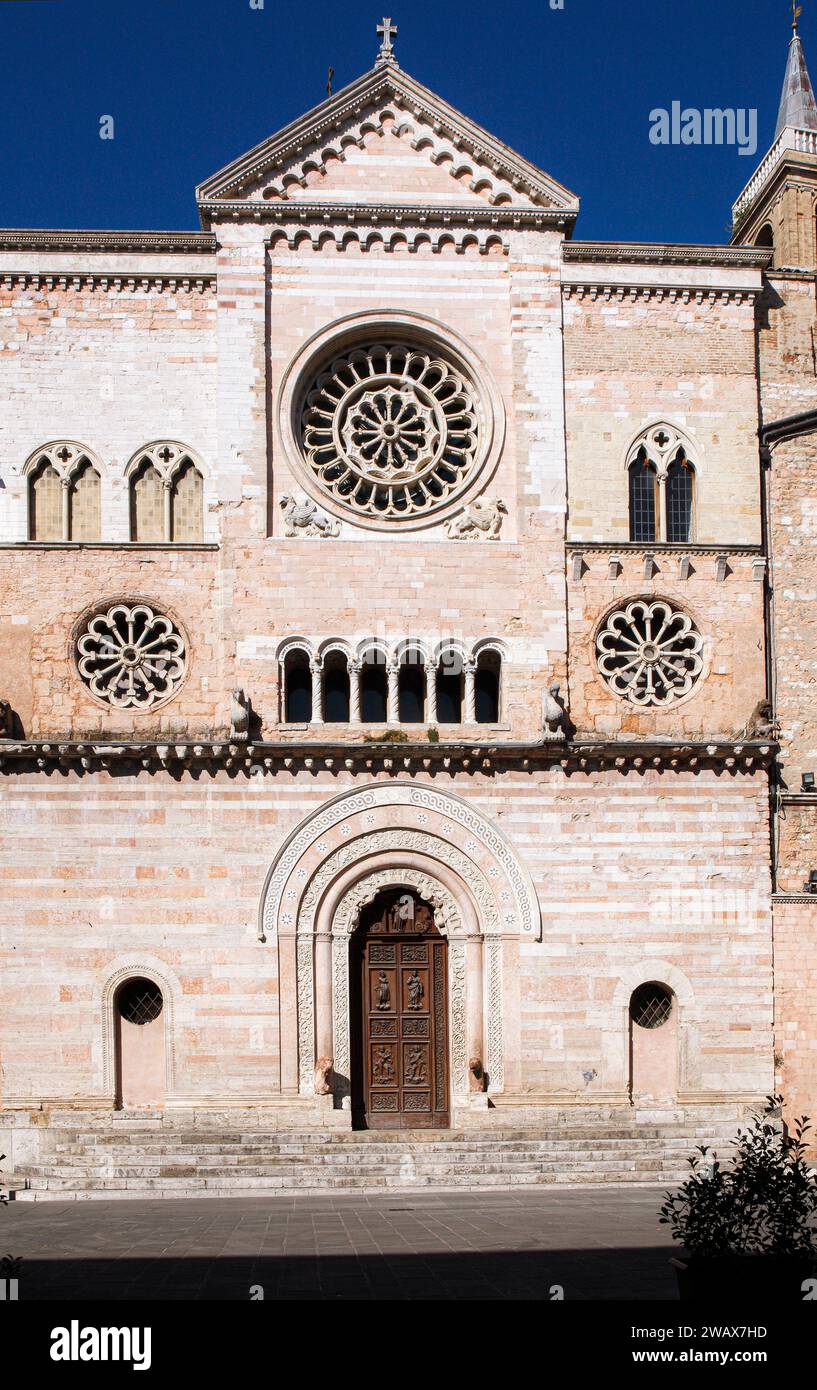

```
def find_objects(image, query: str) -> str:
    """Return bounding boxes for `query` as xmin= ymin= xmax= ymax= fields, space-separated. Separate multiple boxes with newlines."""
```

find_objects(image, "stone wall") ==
xmin=0 ymin=767 xmax=773 ymax=1111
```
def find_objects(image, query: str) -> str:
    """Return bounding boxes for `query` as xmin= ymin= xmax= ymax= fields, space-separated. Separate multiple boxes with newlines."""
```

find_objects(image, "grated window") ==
xmin=630 ymin=983 xmax=673 ymax=1030
xmin=117 ymin=978 xmax=163 ymax=1026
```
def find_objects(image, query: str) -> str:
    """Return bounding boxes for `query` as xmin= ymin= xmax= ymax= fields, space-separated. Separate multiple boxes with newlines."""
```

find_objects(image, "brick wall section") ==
xmin=567 ymin=552 xmax=767 ymax=738
xmin=563 ymin=285 xmax=762 ymax=546
xmin=0 ymin=768 xmax=773 ymax=1107
xmin=772 ymin=900 xmax=817 ymax=1152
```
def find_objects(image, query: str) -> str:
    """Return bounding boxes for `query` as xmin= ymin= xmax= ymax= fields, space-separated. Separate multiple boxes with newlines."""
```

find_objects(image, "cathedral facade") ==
xmin=1 ymin=24 xmax=816 ymax=1192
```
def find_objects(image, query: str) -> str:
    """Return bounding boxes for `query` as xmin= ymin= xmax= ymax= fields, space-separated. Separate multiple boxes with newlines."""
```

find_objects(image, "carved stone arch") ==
xmin=393 ymin=636 xmax=431 ymax=665
xmin=124 ymin=440 xmax=207 ymax=482
xmin=623 ymin=420 xmax=702 ymax=477
xmin=316 ymin=637 xmax=353 ymax=662
xmin=259 ymin=781 xmax=540 ymax=941
xmin=22 ymin=440 xmax=104 ymax=481
xmin=100 ymin=957 xmax=180 ymax=1099
xmin=260 ymin=782 xmax=540 ymax=1105
xmin=471 ymin=636 xmax=508 ymax=660
xmin=276 ymin=635 xmax=314 ymax=663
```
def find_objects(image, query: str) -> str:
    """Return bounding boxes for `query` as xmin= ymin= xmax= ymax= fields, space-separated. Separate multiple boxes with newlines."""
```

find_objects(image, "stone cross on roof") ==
xmin=376 ymin=16 xmax=398 ymax=65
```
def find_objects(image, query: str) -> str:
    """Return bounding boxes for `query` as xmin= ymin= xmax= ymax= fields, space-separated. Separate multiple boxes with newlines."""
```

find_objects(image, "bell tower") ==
xmin=731 ymin=16 xmax=817 ymax=268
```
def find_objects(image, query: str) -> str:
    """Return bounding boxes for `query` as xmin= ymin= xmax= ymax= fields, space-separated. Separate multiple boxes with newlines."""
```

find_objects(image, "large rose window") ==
xmin=596 ymin=599 xmax=703 ymax=706
xmin=299 ymin=341 xmax=482 ymax=521
xmin=77 ymin=603 xmax=187 ymax=709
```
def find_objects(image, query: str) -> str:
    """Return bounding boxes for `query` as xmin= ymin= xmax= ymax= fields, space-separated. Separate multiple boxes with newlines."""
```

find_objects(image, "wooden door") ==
xmin=353 ymin=891 xmax=449 ymax=1129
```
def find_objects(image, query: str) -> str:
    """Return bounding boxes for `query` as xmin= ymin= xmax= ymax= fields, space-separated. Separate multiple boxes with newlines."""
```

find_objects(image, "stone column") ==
xmin=277 ymin=933 xmax=299 ymax=1095
xmin=60 ymin=475 xmax=71 ymax=542
xmin=387 ymin=661 xmax=400 ymax=725
xmin=464 ymin=657 xmax=477 ymax=724
xmin=162 ymin=477 xmax=173 ymax=542
xmin=657 ymin=472 xmax=668 ymax=544
xmin=466 ymin=934 xmax=484 ymax=1068
xmin=315 ymin=932 xmax=333 ymax=1066
xmin=349 ymin=661 xmax=362 ymax=724
xmin=310 ymin=658 xmax=324 ymax=724
xmin=426 ymin=662 xmax=438 ymax=724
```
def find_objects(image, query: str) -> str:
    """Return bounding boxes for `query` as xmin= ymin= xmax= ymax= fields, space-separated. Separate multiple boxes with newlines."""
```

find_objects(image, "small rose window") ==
xmin=596 ymin=598 xmax=703 ymax=706
xmin=77 ymin=602 xmax=186 ymax=709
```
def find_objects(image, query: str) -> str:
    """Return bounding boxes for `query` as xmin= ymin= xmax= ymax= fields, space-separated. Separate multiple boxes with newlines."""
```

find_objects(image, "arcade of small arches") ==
xmin=279 ymin=639 xmax=505 ymax=726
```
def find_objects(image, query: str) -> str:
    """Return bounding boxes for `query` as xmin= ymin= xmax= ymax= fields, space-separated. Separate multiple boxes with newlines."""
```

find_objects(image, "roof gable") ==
xmin=196 ymin=61 xmax=579 ymax=223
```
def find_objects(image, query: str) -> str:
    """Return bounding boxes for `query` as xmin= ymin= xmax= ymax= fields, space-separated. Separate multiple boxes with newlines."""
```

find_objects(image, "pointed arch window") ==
xmin=666 ymin=452 xmax=694 ymax=543
xmin=128 ymin=443 xmax=204 ymax=542
xmin=627 ymin=425 xmax=696 ymax=544
xmin=27 ymin=444 xmax=101 ymax=541
xmin=628 ymin=450 xmax=658 ymax=544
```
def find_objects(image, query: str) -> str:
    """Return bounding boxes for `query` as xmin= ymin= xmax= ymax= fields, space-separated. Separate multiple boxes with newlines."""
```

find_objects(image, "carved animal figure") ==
xmin=542 ymin=683 xmax=566 ymax=736
xmin=737 ymin=699 xmax=779 ymax=740
xmin=279 ymin=493 xmax=339 ymax=538
xmin=469 ymin=1057 xmax=485 ymax=1093
xmin=314 ymin=1056 xmax=334 ymax=1096
xmin=447 ymin=498 xmax=507 ymax=540
xmin=0 ymin=701 xmax=13 ymax=738
xmin=230 ymin=688 xmax=250 ymax=742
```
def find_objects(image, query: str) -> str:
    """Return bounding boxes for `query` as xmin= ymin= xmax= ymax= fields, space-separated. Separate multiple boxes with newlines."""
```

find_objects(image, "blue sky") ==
xmin=0 ymin=0 xmax=809 ymax=242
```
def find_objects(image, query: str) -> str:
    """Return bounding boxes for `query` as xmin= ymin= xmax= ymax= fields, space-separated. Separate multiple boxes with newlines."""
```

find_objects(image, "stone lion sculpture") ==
xmin=314 ymin=1056 xmax=334 ymax=1096
xmin=447 ymin=499 xmax=507 ymax=540
xmin=279 ymin=493 xmax=339 ymax=538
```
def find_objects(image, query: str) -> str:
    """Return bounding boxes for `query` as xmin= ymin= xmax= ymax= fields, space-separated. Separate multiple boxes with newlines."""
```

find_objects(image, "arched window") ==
xmin=361 ymin=651 xmax=388 ymax=723
xmin=436 ymin=648 xmax=463 ymax=722
xmin=130 ymin=459 xmax=164 ymax=541
xmin=666 ymin=452 xmax=694 ymax=543
xmin=628 ymin=450 xmax=657 ymax=543
xmin=323 ymin=651 xmax=350 ymax=723
xmin=629 ymin=982 xmax=677 ymax=1103
xmin=114 ymin=976 xmax=165 ymax=1110
xmin=398 ymin=649 xmax=426 ymax=723
xmin=67 ymin=458 xmax=101 ymax=541
xmin=284 ymin=649 xmax=312 ymax=723
xmin=28 ymin=460 xmax=62 ymax=540
xmin=475 ymin=650 xmax=501 ymax=724
xmin=27 ymin=444 xmax=102 ymax=542
xmin=169 ymin=458 xmax=204 ymax=541
xmin=755 ymin=222 xmax=774 ymax=251
xmin=128 ymin=444 xmax=204 ymax=542
xmin=626 ymin=425 xmax=697 ymax=544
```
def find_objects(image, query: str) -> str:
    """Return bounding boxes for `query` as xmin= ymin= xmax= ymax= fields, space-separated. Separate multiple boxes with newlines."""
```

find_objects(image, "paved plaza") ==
xmin=2 ymin=1186 xmax=677 ymax=1301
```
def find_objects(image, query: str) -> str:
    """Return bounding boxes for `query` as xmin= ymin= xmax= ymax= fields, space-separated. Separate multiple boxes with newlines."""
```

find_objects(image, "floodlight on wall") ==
xmin=803 ymin=870 xmax=817 ymax=895
xmin=802 ymin=771 xmax=815 ymax=792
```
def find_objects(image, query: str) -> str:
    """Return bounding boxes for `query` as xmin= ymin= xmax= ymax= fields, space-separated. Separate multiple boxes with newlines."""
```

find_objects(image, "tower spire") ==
xmin=776 ymin=12 xmax=817 ymax=137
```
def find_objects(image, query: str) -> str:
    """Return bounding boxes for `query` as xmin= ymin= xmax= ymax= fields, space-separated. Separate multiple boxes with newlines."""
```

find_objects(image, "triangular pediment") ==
xmin=196 ymin=60 xmax=579 ymax=222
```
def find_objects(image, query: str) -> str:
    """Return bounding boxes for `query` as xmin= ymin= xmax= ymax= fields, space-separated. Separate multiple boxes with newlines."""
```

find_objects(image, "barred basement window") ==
xmin=77 ymin=602 xmax=187 ymax=708
xmin=116 ymin=978 xmax=163 ymax=1025
xmin=630 ymin=983 xmax=673 ymax=1030
xmin=596 ymin=598 xmax=703 ymax=706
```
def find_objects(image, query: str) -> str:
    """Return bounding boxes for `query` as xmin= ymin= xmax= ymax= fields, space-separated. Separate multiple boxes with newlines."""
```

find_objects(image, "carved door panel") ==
xmin=354 ymin=893 xmax=449 ymax=1130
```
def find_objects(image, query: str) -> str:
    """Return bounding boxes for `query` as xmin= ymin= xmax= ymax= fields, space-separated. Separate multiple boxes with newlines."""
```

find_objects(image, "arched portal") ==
xmin=259 ymin=782 xmax=542 ymax=1117
xmin=351 ymin=888 xmax=449 ymax=1129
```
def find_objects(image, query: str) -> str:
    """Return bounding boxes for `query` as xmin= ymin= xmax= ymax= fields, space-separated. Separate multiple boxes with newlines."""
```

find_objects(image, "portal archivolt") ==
xmin=259 ymin=783 xmax=541 ymax=1111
